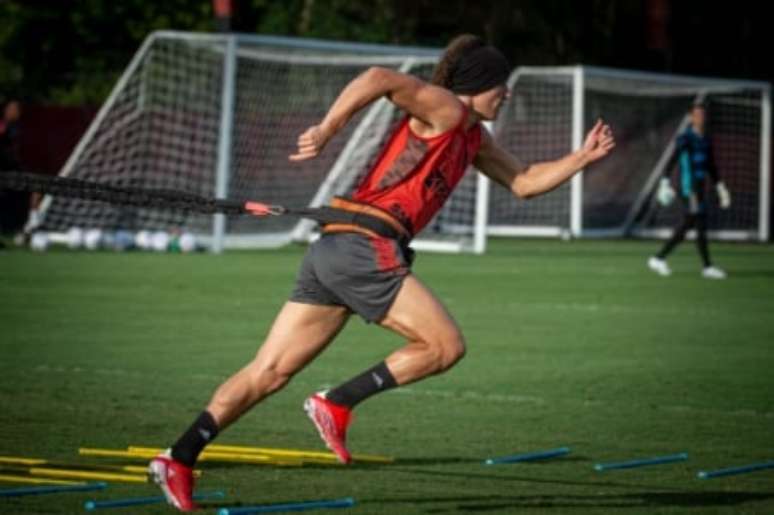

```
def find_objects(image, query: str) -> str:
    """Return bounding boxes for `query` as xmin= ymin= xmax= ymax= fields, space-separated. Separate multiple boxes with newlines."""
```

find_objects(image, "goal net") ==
xmin=494 ymin=66 xmax=771 ymax=241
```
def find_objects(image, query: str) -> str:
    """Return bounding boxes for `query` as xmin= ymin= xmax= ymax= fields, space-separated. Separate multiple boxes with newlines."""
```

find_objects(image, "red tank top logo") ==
xmin=387 ymin=203 xmax=412 ymax=233
xmin=424 ymin=168 xmax=452 ymax=203
xmin=351 ymin=107 xmax=481 ymax=237
xmin=377 ymin=137 xmax=428 ymax=190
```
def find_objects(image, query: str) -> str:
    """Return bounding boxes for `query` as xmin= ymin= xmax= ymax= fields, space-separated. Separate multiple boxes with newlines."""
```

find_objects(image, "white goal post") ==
xmin=494 ymin=65 xmax=771 ymax=241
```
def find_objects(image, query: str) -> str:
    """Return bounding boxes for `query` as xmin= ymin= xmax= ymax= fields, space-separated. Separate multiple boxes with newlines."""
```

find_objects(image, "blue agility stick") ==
xmin=594 ymin=452 xmax=688 ymax=471
xmin=698 ymin=461 xmax=774 ymax=479
xmin=484 ymin=447 xmax=570 ymax=465
xmin=84 ymin=490 xmax=224 ymax=510
xmin=0 ymin=482 xmax=107 ymax=498
xmin=217 ymin=497 xmax=356 ymax=514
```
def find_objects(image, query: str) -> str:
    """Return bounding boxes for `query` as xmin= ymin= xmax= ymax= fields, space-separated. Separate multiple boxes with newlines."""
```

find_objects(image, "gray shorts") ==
xmin=290 ymin=232 xmax=413 ymax=323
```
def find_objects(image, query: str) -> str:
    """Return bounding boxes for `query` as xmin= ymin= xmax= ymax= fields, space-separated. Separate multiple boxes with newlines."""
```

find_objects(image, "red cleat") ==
xmin=303 ymin=393 xmax=353 ymax=464
xmin=148 ymin=452 xmax=198 ymax=512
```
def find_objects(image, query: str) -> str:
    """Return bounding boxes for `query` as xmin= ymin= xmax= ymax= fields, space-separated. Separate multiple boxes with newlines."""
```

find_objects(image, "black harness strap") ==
xmin=289 ymin=206 xmax=407 ymax=243
xmin=0 ymin=172 xmax=408 ymax=243
xmin=1 ymin=171 xmax=246 ymax=215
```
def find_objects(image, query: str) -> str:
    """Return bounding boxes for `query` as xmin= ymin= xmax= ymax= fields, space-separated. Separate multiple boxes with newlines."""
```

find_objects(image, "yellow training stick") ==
xmin=205 ymin=444 xmax=395 ymax=463
xmin=0 ymin=474 xmax=85 ymax=486
xmin=80 ymin=448 xmax=300 ymax=467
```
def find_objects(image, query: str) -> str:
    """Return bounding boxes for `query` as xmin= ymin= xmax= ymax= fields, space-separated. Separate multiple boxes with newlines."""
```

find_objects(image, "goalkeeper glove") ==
xmin=716 ymin=181 xmax=731 ymax=209
xmin=656 ymin=177 xmax=676 ymax=206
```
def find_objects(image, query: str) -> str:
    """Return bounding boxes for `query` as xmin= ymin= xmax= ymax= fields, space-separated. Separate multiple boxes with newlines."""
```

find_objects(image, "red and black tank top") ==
xmin=351 ymin=106 xmax=481 ymax=236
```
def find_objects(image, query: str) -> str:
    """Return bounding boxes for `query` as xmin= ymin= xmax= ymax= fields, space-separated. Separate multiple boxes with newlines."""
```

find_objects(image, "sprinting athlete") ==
xmin=648 ymin=102 xmax=731 ymax=279
xmin=150 ymin=34 xmax=615 ymax=511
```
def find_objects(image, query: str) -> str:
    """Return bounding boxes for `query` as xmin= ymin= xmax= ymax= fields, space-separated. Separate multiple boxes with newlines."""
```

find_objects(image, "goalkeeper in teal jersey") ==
xmin=648 ymin=103 xmax=732 ymax=279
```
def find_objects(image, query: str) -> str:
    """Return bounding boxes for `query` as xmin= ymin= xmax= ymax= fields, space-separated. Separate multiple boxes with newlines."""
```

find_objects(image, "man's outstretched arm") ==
xmin=474 ymin=120 xmax=615 ymax=199
xmin=289 ymin=67 xmax=461 ymax=162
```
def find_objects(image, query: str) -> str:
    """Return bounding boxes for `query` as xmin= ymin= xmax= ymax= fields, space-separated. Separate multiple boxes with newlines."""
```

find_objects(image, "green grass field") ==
xmin=2 ymin=239 xmax=773 ymax=514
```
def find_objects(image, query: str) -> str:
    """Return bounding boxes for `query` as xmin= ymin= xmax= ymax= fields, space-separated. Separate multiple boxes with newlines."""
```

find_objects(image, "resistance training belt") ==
xmin=0 ymin=172 xmax=410 ymax=243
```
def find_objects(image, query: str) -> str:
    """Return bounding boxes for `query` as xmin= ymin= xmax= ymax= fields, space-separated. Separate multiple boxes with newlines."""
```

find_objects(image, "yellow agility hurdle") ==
xmin=0 ymin=474 xmax=85 ymax=486
xmin=130 ymin=445 xmax=334 ymax=466
xmin=0 ymin=465 xmax=146 ymax=484
xmin=79 ymin=448 xmax=301 ymax=467
xmin=0 ymin=456 xmax=200 ymax=477
xmin=204 ymin=444 xmax=395 ymax=464
xmin=130 ymin=447 xmax=304 ymax=467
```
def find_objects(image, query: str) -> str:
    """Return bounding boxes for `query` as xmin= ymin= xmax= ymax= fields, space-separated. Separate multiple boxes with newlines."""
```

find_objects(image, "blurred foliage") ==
xmin=0 ymin=0 xmax=212 ymax=104
xmin=0 ymin=0 xmax=769 ymax=106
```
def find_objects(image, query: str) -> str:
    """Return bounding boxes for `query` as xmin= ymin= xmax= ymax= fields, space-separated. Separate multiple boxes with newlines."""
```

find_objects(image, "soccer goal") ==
xmin=32 ymin=30 xmax=491 ymax=253
xmin=493 ymin=66 xmax=771 ymax=241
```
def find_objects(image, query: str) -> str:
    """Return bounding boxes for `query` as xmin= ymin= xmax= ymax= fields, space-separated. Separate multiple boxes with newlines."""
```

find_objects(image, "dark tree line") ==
xmin=1 ymin=0 xmax=770 ymax=105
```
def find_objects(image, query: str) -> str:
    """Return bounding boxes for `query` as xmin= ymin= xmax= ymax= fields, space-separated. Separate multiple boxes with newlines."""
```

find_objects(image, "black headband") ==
xmin=449 ymin=46 xmax=510 ymax=95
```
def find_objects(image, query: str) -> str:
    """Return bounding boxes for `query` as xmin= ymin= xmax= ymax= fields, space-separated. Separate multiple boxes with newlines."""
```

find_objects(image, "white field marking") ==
xmin=441 ymin=297 xmax=726 ymax=318
xmin=461 ymin=300 xmax=732 ymax=319
xmin=25 ymin=365 xmax=774 ymax=419
xmin=507 ymin=301 xmax=722 ymax=317
xmin=392 ymin=386 xmax=774 ymax=420
xmin=391 ymin=386 xmax=546 ymax=405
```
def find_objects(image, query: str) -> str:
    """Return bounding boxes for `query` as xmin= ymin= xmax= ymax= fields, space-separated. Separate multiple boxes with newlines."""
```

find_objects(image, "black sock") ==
xmin=170 ymin=411 xmax=219 ymax=467
xmin=326 ymin=362 xmax=398 ymax=409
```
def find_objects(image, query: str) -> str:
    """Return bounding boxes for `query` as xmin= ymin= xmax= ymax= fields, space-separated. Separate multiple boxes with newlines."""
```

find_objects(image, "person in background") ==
xmin=648 ymin=102 xmax=731 ymax=279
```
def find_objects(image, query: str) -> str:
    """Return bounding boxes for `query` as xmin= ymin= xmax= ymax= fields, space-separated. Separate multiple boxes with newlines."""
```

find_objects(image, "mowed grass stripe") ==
xmin=2 ymin=239 xmax=773 ymax=514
